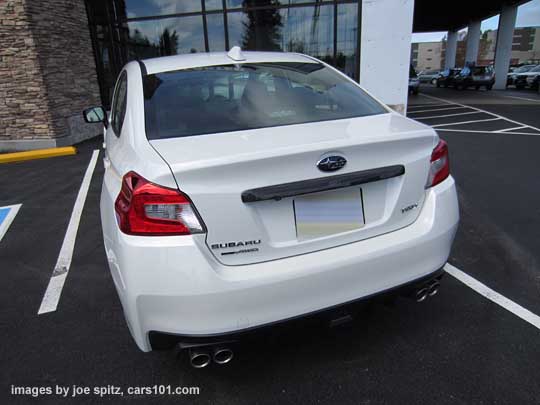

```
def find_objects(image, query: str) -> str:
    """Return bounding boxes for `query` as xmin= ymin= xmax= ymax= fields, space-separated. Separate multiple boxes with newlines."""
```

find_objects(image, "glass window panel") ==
xmin=127 ymin=16 xmax=205 ymax=59
xmin=336 ymin=2 xmax=358 ymax=78
xmin=227 ymin=12 xmax=250 ymax=47
xmin=226 ymin=0 xmax=243 ymax=9
xmin=280 ymin=5 xmax=334 ymax=64
xmin=143 ymin=62 xmax=385 ymax=140
xmin=95 ymin=40 xmax=117 ymax=104
xmin=240 ymin=7 xmax=284 ymax=51
xmin=205 ymin=0 xmax=223 ymax=11
xmin=86 ymin=0 xmax=111 ymax=25
xmin=226 ymin=0 xmax=323 ymax=8
xmin=125 ymin=0 xmax=202 ymax=19
xmin=206 ymin=14 xmax=226 ymax=51
xmin=228 ymin=5 xmax=334 ymax=60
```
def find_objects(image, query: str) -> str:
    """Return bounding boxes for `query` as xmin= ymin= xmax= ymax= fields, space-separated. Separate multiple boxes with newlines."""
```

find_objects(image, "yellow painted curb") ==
xmin=0 ymin=146 xmax=77 ymax=164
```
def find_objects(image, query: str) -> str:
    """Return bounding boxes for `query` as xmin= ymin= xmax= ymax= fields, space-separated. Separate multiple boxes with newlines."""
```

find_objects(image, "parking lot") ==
xmin=1 ymin=86 xmax=540 ymax=404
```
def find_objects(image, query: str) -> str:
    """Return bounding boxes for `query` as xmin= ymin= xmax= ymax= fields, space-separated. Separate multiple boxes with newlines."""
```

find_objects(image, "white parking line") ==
xmin=432 ymin=118 xmax=501 ymax=128
xmin=494 ymin=125 xmax=527 ymax=133
xmin=408 ymin=103 xmax=454 ymax=110
xmin=0 ymin=204 xmax=22 ymax=242
xmin=415 ymin=111 xmax=482 ymax=120
xmin=436 ymin=128 xmax=540 ymax=136
xmin=408 ymin=106 xmax=468 ymax=114
xmin=503 ymin=95 xmax=540 ymax=103
xmin=38 ymin=149 xmax=100 ymax=315
xmin=420 ymin=93 xmax=540 ymax=133
xmin=445 ymin=263 xmax=540 ymax=330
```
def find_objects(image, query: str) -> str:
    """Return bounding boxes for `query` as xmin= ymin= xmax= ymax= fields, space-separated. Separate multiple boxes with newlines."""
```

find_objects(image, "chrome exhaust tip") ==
xmin=428 ymin=281 xmax=440 ymax=297
xmin=189 ymin=349 xmax=211 ymax=368
xmin=213 ymin=347 xmax=234 ymax=365
xmin=416 ymin=287 xmax=429 ymax=302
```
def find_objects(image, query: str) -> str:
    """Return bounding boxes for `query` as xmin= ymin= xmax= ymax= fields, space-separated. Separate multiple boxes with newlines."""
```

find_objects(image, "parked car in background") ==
xmin=453 ymin=66 xmax=495 ymax=90
xmin=507 ymin=65 xmax=537 ymax=87
xmin=436 ymin=68 xmax=461 ymax=88
xmin=409 ymin=65 xmax=420 ymax=95
xmin=526 ymin=71 xmax=540 ymax=90
xmin=514 ymin=65 xmax=540 ymax=89
xmin=82 ymin=48 xmax=458 ymax=364
xmin=418 ymin=70 xmax=441 ymax=84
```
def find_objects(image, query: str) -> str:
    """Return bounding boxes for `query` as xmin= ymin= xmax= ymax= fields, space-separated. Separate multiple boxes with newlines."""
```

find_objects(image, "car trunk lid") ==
xmin=150 ymin=113 xmax=436 ymax=265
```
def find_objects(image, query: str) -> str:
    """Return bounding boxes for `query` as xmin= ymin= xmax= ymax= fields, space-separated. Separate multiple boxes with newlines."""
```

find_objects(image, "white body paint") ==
xmin=98 ymin=52 xmax=459 ymax=351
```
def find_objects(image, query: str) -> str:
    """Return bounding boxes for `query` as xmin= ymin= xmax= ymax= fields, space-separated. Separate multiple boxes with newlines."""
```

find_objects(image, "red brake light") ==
xmin=426 ymin=140 xmax=450 ymax=188
xmin=115 ymin=171 xmax=204 ymax=236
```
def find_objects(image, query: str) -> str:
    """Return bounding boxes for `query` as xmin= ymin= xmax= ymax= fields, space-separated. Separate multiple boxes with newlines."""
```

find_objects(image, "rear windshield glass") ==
xmin=142 ymin=62 xmax=387 ymax=140
xmin=470 ymin=66 xmax=491 ymax=75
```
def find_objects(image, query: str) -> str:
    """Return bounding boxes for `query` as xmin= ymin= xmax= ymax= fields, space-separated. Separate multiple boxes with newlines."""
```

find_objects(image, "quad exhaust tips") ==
xmin=415 ymin=280 xmax=441 ymax=302
xmin=189 ymin=349 xmax=211 ymax=369
xmin=428 ymin=280 xmax=440 ymax=297
xmin=188 ymin=346 xmax=234 ymax=368
xmin=213 ymin=346 xmax=234 ymax=365
xmin=415 ymin=287 xmax=429 ymax=302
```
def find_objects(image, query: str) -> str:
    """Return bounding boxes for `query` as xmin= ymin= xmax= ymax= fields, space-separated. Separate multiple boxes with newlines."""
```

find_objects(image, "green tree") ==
xmin=241 ymin=0 xmax=283 ymax=51
xmin=159 ymin=28 xmax=179 ymax=55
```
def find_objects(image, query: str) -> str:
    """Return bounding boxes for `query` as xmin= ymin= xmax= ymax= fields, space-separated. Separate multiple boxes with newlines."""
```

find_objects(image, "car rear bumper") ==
xmin=105 ymin=177 xmax=459 ymax=352
xmin=148 ymin=267 xmax=446 ymax=350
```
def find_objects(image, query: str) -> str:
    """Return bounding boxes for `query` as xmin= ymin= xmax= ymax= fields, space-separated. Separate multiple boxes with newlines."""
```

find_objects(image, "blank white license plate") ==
xmin=294 ymin=188 xmax=365 ymax=240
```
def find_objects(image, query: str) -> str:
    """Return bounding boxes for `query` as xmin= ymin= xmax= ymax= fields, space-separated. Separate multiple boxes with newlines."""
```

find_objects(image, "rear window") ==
xmin=471 ymin=66 xmax=491 ymax=75
xmin=142 ymin=62 xmax=387 ymax=140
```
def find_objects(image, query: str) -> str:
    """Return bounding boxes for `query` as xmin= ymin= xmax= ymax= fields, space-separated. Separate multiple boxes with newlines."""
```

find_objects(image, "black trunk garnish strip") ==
xmin=241 ymin=165 xmax=405 ymax=203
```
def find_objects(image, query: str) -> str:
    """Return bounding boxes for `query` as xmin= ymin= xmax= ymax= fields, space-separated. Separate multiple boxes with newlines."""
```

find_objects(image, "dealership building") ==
xmin=0 ymin=0 xmax=531 ymax=151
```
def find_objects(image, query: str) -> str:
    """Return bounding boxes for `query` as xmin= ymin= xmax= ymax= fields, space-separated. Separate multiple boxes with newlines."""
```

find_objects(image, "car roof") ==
xmin=140 ymin=51 xmax=318 ymax=75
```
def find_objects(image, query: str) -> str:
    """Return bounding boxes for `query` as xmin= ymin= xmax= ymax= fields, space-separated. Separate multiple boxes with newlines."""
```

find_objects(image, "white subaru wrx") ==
xmin=84 ymin=48 xmax=459 ymax=366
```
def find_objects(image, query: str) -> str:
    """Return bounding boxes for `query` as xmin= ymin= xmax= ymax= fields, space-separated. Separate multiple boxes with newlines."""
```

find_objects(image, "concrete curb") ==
xmin=0 ymin=146 xmax=77 ymax=164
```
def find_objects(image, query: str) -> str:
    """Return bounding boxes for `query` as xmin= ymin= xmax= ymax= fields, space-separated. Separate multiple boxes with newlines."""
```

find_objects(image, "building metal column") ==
xmin=445 ymin=30 xmax=458 ymax=69
xmin=465 ymin=20 xmax=481 ymax=65
xmin=494 ymin=4 xmax=517 ymax=90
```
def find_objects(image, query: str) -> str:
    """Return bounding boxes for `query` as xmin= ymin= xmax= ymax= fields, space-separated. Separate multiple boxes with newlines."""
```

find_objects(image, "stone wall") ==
xmin=0 ymin=0 xmax=54 ymax=144
xmin=0 ymin=0 xmax=101 ymax=151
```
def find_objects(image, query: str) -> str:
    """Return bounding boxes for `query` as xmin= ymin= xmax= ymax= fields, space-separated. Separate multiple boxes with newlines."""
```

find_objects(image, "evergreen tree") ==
xmin=241 ymin=0 xmax=283 ymax=51
xmin=159 ymin=28 xmax=179 ymax=56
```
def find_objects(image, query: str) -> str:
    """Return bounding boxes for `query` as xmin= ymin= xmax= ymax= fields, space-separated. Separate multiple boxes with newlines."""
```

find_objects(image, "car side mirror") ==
xmin=83 ymin=106 xmax=108 ymax=128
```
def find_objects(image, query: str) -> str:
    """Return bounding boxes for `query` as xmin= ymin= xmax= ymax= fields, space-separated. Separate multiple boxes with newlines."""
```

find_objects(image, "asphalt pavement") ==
xmin=1 ymin=86 xmax=539 ymax=404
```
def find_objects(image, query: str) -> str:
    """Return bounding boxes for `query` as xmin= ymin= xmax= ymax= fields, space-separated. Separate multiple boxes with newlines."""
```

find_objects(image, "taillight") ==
xmin=426 ymin=139 xmax=450 ymax=188
xmin=115 ymin=171 xmax=204 ymax=236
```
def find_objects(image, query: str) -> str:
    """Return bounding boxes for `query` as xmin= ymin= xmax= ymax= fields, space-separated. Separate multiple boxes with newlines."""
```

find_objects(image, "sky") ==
xmin=411 ymin=0 xmax=540 ymax=43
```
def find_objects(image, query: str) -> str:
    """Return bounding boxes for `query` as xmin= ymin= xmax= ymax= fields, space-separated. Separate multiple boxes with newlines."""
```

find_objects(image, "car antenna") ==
xmin=227 ymin=46 xmax=246 ymax=61
xmin=227 ymin=46 xmax=246 ymax=69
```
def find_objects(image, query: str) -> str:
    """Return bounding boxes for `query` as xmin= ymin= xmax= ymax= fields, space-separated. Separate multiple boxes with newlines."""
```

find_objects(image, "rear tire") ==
xmin=486 ymin=84 xmax=493 ymax=90
xmin=516 ymin=84 xmax=524 ymax=90
xmin=431 ymin=78 xmax=437 ymax=85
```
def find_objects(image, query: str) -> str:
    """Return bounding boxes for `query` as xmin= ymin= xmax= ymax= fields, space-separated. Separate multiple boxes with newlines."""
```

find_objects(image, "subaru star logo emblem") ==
xmin=317 ymin=155 xmax=347 ymax=172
